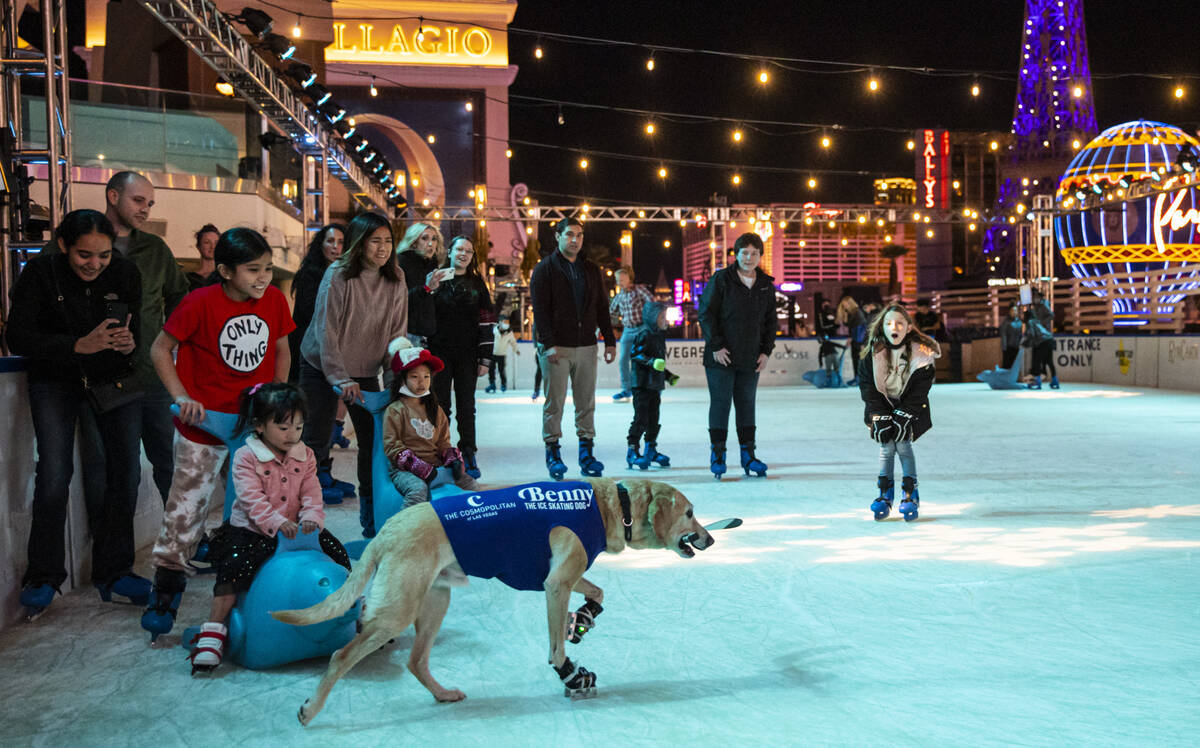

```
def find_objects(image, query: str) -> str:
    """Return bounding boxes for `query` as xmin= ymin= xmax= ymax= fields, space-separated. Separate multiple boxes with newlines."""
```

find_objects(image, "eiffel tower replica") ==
xmin=986 ymin=0 xmax=1099 ymax=275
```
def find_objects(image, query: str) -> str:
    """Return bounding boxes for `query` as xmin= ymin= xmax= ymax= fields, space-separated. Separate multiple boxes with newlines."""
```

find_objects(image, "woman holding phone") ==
xmin=395 ymin=222 xmax=449 ymax=345
xmin=6 ymin=209 xmax=148 ymax=618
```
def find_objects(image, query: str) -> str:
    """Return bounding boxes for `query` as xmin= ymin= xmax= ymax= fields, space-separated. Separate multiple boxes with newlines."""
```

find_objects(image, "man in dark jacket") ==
xmin=530 ymin=218 xmax=616 ymax=480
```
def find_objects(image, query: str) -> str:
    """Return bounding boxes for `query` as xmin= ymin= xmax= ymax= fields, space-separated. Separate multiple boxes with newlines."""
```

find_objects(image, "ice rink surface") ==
xmin=2 ymin=381 xmax=1198 ymax=747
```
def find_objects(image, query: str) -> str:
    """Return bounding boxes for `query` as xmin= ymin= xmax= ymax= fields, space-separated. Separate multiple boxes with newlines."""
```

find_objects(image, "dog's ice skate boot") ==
xmin=141 ymin=569 xmax=186 ymax=642
xmin=463 ymin=451 xmax=481 ymax=480
xmin=187 ymin=622 xmax=228 ymax=676
xmin=899 ymin=476 xmax=920 ymax=522
xmin=96 ymin=572 xmax=151 ymax=605
xmin=871 ymin=476 xmax=895 ymax=521
xmin=566 ymin=599 xmax=603 ymax=644
xmin=739 ymin=444 xmax=768 ymax=477
xmin=555 ymin=656 xmax=598 ymax=698
xmin=578 ymin=439 xmax=604 ymax=477
xmin=545 ymin=442 xmax=568 ymax=480
xmin=644 ymin=442 xmax=670 ymax=468
xmin=20 ymin=583 xmax=56 ymax=621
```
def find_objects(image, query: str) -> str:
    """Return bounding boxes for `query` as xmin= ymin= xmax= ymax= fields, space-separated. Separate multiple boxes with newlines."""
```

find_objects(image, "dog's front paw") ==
xmin=434 ymin=687 xmax=467 ymax=703
xmin=298 ymin=699 xmax=314 ymax=726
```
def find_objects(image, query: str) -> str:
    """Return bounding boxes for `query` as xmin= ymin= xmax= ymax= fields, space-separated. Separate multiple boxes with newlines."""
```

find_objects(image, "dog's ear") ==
xmin=645 ymin=482 xmax=673 ymax=547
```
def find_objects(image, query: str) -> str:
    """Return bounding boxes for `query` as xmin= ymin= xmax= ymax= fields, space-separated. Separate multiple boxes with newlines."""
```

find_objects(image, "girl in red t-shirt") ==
xmin=142 ymin=228 xmax=295 ymax=637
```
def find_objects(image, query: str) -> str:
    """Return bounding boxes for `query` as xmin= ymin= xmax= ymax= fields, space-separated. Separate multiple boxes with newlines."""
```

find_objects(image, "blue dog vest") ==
xmin=431 ymin=481 xmax=608 ymax=591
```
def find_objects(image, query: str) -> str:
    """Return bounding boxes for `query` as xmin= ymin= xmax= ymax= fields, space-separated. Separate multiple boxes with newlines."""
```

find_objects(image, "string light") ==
xmin=369 ymin=77 xmax=378 ymax=97
xmin=427 ymin=134 xmax=435 ymax=144
xmin=579 ymin=158 xmax=589 ymax=170
xmin=989 ymin=140 xmax=999 ymax=151
xmin=1174 ymin=85 xmax=1186 ymax=99
xmin=646 ymin=56 xmax=655 ymax=71
xmin=416 ymin=17 xmax=426 ymax=43
xmin=807 ymin=177 xmax=817 ymax=189
xmin=757 ymin=68 xmax=769 ymax=85
xmin=820 ymin=134 xmax=832 ymax=149
xmin=464 ymin=101 xmax=473 ymax=112
xmin=906 ymin=139 xmax=915 ymax=150
xmin=658 ymin=166 xmax=668 ymax=179
xmin=867 ymin=74 xmax=879 ymax=92
xmin=971 ymin=81 xmax=980 ymax=97
xmin=645 ymin=122 xmax=656 ymax=135
xmin=663 ymin=240 xmax=671 ymax=248
xmin=732 ymin=174 xmax=741 ymax=185
xmin=505 ymin=148 xmax=512 ymax=158
xmin=1072 ymin=84 xmax=1083 ymax=98
xmin=556 ymin=106 xmax=564 ymax=126
xmin=534 ymin=45 xmax=543 ymax=60
xmin=292 ymin=14 xmax=302 ymax=39
xmin=732 ymin=129 xmax=743 ymax=143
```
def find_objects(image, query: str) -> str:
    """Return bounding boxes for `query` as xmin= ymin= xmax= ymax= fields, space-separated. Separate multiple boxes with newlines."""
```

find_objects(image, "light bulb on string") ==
xmin=369 ymin=76 xmax=378 ymax=97
xmin=906 ymin=139 xmax=915 ymax=151
xmin=732 ymin=128 xmax=743 ymax=143
xmin=820 ymin=133 xmax=832 ymax=149
xmin=646 ymin=55 xmax=655 ymax=71
xmin=757 ymin=68 xmax=769 ymax=85
xmin=579 ymin=158 xmax=588 ymax=170
xmin=645 ymin=122 xmax=656 ymax=135
xmin=1174 ymin=85 xmax=1186 ymax=100
xmin=1072 ymin=84 xmax=1083 ymax=98
xmin=658 ymin=167 xmax=668 ymax=179
xmin=416 ymin=17 xmax=426 ymax=43
xmin=732 ymin=174 xmax=741 ymax=186
xmin=971 ymin=81 xmax=981 ymax=97
xmin=464 ymin=101 xmax=473 ymax=112
xmin=292 ymin=14 xmax=302 ymax=39
xmin=867 ymin=73 xmax=879 ymax=92
xmin=807 ymin=177 xmax=817 ymax=189
xmin=534 ymin=43 xmax=543 ymax=60
xmin=556 ymin=106 xmax=564 ymax=126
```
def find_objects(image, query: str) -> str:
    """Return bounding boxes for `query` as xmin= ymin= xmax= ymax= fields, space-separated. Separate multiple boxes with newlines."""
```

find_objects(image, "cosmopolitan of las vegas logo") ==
xmin=219 ymin=314 xmax=270 ymax=372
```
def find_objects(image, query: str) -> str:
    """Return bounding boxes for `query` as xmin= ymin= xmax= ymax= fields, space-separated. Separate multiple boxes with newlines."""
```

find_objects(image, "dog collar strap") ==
xmin=616 ymin=482 xmax=633 ymax=542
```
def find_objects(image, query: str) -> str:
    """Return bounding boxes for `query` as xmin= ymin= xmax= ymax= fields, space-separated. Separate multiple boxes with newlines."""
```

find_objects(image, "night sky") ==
xmin=505 ymin=0 xmax=1199 ymax=283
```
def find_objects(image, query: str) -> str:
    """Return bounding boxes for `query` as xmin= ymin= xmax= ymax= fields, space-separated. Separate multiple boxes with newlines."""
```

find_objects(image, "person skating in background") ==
xmin=698 ymin=232 xmax=776 ymax=479
xmin=189 ymin=382 xmax=349 ymax=675
xmin=857 ymin=304 xmax=940 ymax=522
xmin=609 ymin=266 xmax=653 ymax=403
xmin=486 ymin=312 xmax=520 ymax=393
xmin=835 ymin=292 xmax=867 ymax=383
xmin=1000 ymin=301 xmax=1023 ymax=369
xmin=1025 ymin=289 xmax=1058 ymax=389
xmin=427 ymin=235 xmax=494 ymax=480
xmin=530 ymin=218 xmax=616 ymax=480
xmin=625 ymin=300 xmax=679 ymax=470
xmin=187 ymin=224 xmax=219 ymax=291
xmin=914 ymin=298 xmax=947 ymax=342
xmin=382 ymin=340 xmax=480 ymax=509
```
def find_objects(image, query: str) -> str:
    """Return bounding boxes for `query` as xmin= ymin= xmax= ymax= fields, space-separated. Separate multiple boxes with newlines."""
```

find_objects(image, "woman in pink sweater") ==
xmin=188 ymin=383 xmax=350 ymax=675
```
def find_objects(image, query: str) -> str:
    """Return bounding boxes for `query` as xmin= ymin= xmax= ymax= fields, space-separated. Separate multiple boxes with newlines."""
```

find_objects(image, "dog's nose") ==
xmin=695 ymin=534 xmax=715 ymax=550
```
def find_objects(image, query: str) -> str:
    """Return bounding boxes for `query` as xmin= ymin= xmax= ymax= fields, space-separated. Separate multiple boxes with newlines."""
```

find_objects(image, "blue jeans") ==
xmin=25 ymin=379 xmax=142 ymax=588
xmin=878 ymin=440 xmax=916 ymax=481
xmin=617 ymin=332 xmax=634 ymax=392
xmin=706 ymin=367 xmax=759 ymax=431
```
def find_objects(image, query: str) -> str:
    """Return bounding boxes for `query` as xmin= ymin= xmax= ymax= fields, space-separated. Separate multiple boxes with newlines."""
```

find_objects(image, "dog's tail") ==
xmin=271 ymin=540 xmax=380 ymax=626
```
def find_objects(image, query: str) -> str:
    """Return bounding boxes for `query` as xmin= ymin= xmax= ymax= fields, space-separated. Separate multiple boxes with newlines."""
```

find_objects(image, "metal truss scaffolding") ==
xmin=400 ymin=204 xmax=969 ymax=225
xmin=136 ymin=0 xmax=387 ymax=209
xmin=2 ymin=0 xmax=72 ymax=350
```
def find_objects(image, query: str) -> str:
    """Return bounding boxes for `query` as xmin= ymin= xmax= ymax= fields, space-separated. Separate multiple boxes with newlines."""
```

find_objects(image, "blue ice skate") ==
xmin=899 ymin=476 xmax=920 ymax=521
xmin=20 ymin=583 xmax=56 ymax=621
xmin=871 ymin=476 xmax=895 ymax=521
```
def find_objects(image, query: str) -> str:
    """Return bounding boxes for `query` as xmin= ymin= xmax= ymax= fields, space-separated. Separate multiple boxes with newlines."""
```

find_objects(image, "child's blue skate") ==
xmin=20 ymin=583 xmax=56 ymax=621
xmin=899 ymin=476 xmax=920 ymax=521
xmin=95 ymin=573 xmax=152 ymax=605
xmin=141 ymin=570 xmax=186 ymax=642
xmin=871 ymin=476 xmax=894 ymax=520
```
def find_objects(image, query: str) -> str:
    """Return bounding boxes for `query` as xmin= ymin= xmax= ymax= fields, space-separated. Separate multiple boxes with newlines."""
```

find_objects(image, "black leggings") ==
xmin=706 ymin=366 xmax=759 ymax=431
xmin=432 ymin=349 xmax=480 ymax=452
xmin=298 ymin=360 xmax=378 ymax=492
xmin=627 ymin=387 xmax=661 ymax=445
xmin=1032 ymin=341 xmax=1057 ymax=377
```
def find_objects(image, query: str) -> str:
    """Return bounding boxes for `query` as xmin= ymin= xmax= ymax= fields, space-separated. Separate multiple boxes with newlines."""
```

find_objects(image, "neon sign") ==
xmin=1154 ymin=187 xmax=1200 ymax=255
xmin=326 ymin=21 xmax=506 ymax=67
xmin=917 ymin=129 xmax=950 ymax=209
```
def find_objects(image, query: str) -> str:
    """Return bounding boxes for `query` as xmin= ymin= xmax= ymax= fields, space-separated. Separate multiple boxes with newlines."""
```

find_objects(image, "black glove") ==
xmin=871 ymin=415 xmax=897 ymax=443
xmin=892 ymin=408 xmax=916 ymax=441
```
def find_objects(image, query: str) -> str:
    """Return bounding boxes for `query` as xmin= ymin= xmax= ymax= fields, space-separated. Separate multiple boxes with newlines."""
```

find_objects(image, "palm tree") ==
xmin=878 ymin=243 xmax=909 ymax=299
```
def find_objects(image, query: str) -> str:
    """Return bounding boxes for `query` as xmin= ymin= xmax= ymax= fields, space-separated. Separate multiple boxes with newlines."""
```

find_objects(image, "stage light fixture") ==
xmin=263 ymin=33 xmax=296 ymax=60
xmin=355 ymin=139 xmax=369 ymax=153
xmin=236 ymin=8 xmax=274 ymax=37
xmin=363 ymin=149 xmax=377 ymax=164
xmin=308 ymin=83 xmax=332 ymax=106
xmin=214 ymin=78 xmax=234 ymax=96
xmin=319 ymin=101 xmax=345 ymax=124
xmin=285 ymin=62 xmax=317 ymax=88
xmin=259 ymin=131 xmax=291 ymax=149
xmin=1117 ymin=175 xmax=1132 ymax=188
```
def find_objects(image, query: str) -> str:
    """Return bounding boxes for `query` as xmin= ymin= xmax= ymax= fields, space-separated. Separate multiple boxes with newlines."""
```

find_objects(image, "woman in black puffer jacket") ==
xmin=428 ymin=235 xmax=494 ymax=479
xmin=396 ymin=221 xmax=448 ymax=345
xmin=697 ymin=232 xmax=777 ymax=479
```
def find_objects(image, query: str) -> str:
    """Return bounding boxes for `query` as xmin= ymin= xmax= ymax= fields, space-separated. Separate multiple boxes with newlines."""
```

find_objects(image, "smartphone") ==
xmin=105 ymin=301 xmax=128 ymax=328
xmin=438 ymin=267 xmax=456 ymax=281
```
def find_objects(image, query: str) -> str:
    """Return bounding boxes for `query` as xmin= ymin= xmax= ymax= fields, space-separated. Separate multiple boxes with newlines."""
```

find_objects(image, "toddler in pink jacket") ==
xmin=188 ymin=383 xmax=350 ymax=675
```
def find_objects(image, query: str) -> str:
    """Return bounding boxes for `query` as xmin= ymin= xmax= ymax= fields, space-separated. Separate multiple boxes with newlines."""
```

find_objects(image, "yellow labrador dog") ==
xmin=272 ymin=477 xmax=715 ymax=725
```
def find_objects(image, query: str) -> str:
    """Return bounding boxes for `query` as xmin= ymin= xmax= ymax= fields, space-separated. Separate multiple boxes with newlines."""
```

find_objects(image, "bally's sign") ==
xmin=325 ymin=20 xmax=507 ymax=67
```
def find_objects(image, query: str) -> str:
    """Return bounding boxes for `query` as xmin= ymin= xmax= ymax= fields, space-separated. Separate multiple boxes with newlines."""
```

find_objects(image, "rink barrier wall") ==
xmin=4 ymin=334 xmax=1196 ymax=627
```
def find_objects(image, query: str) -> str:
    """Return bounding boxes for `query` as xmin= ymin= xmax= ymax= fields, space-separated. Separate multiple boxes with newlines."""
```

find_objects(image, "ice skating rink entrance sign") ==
xmin=1031 ymin=335 xmax=1200 ymax=390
